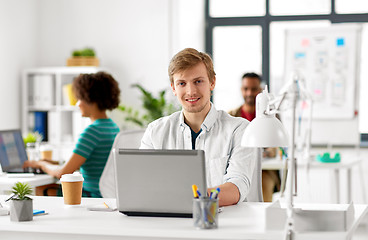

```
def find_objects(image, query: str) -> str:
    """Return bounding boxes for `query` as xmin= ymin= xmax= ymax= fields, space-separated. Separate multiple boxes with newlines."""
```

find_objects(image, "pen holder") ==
xmin=193 ymin=197 xmax=219 ymax=229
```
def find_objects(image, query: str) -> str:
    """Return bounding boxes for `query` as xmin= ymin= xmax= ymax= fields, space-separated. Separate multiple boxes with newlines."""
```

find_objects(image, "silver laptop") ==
xmin=113 ymin=149 xmax=207 ymax=218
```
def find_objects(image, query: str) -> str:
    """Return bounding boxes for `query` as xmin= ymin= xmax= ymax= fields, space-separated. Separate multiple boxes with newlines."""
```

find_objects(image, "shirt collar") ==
xmin=179 ymin=102 xmax=217 ymax=132
xmin=201 ymin=103 xmax=217 ymax=131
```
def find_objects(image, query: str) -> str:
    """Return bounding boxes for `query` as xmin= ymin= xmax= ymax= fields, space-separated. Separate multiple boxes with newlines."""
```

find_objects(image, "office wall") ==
xmin=36 ymin=0 xmax=204 ymax=128
xmin=0 ymin=0 xmax=204 ymax=130
xmin=0 ymin=0 xmax=39 ymax=130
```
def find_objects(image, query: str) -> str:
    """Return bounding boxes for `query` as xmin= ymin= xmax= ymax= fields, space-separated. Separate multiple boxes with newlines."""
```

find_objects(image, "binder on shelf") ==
xmin=30 ymin=75 xmax=54 ymax=108
xmin=34 ymin=111 xmax=48 ymax=141
xmin=62 ymin=83 xmax=77 ymax=106
xmin=47 ymin=111 xmax=59 ymax=144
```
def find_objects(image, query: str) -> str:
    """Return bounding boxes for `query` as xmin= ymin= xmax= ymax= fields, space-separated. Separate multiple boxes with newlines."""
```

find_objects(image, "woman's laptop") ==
xmin=113 ymin=149 xmax=207 ymax=218
xmin=0 ymin=129 xmax=28 ymax=173
xmin=0 ymin=129 xmax=43 ymax=174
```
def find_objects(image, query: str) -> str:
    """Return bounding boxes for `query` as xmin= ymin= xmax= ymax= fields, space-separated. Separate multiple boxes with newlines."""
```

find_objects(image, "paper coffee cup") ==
xmin=40 ymin=145 xmax=53 ymax=160
xmin=60 ymin=172 xmax=84 ymax=205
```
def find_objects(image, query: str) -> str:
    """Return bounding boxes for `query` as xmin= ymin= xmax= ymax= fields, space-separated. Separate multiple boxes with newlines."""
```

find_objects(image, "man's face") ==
xmin=241 ymin=77 xmax=262 ymax=106
xmin=171 ymin=62 xmax=215 ymax=115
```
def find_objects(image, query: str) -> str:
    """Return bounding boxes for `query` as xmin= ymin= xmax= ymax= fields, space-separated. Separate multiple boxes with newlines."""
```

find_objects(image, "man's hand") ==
xmin=208 ymin=182 xmax=240 ymax=207
xmin=263 ymin=147 xmax=277 ymax=158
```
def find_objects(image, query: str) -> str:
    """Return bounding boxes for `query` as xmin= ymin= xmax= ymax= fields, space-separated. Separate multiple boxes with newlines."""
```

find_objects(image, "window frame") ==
xmin=205 ymin=0 xmax=368 ymax=144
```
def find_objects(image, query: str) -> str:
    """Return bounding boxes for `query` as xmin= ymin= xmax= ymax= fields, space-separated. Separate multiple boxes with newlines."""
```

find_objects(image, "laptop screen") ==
xmin=0 ymin=129 xmax=28 ymax=172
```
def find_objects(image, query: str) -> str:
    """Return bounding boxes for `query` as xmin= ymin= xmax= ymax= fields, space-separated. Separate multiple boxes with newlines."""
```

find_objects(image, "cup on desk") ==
xmin=40 ymin=145 xmax=53 ymax=160
xmin=60 ymin=172 xmax=84 ymax=205
xmin=193 ymin=197 xmax=219 ymax=229
xmin=26 ymin=142 xmax=40 ymax=161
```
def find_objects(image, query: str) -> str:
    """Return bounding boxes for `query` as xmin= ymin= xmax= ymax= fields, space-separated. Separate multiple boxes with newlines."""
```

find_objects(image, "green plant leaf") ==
xmin=11 ymin=182 xmax=33 ymax=200
xmin=117 ymin=84 xmax=180 ymax=127
xmin=72 ymin=50 xmax=82 ymax=57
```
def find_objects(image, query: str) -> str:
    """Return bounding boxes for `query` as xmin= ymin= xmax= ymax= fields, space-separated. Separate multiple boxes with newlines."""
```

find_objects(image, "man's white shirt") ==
xmin=140 ymin=104 xmax=256 ymax=203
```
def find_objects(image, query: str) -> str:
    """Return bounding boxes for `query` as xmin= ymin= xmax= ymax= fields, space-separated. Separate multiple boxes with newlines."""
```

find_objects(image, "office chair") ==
xmin=99 ymin=129 xmax=146 ymax=198
xmin=245 ymin=148 xmax=263 ymax=202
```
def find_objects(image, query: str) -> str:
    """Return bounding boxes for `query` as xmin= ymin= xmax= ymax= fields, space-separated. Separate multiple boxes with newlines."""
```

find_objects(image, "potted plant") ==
xmin=118 ymin=83 xmax=179 ymax=127
xmin=8 ymin=182 xmax=33 ymax=222
xmin=66 ymin=47 xmax=99 ymax=66
xmin=23 ymin=131 xmax=43 ymax=147
xmin=23 ymin=131 xmax=43 ymax=161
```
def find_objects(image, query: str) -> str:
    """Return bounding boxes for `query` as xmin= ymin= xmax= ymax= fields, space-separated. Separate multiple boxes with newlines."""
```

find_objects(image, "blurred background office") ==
xmin=1 ymin=0 xmax=368 ymax=205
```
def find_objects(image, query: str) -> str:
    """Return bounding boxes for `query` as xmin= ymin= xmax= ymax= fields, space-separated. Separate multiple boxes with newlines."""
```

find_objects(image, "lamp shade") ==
xmin=241 ymin=115 xmax=289 ymax=148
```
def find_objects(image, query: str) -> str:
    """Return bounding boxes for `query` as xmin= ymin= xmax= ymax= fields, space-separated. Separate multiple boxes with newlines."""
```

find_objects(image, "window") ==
xmin=210 ymin=0 xmax=265 ymax=17
xmin=213 ymin=26 xmax=262 ymax=111
xmin=335 ymin=0 xmax=368 ymax=14
xmin=359 ymin=24 xmax=368 ymax=133
xmin=270 ymin=0 xmax=330 ymax=16
xmin=205 ymin=0 xmax=368 ymax=143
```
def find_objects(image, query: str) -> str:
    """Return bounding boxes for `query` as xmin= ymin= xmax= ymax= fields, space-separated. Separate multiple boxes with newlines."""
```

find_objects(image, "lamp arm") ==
xmin=265 ymin=92 xmax=288 ymax=115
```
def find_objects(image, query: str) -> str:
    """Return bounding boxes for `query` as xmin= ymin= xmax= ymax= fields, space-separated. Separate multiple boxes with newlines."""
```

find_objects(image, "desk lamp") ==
xmin=242 ymin=76 xmax=353 ymax=239
xmin=241 ymin=83 xmax=295 ymax=239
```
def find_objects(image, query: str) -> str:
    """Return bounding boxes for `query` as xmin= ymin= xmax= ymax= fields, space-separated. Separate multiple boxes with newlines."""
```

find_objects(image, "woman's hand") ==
xmin=23 ymin=160 xmax=42 ymax=169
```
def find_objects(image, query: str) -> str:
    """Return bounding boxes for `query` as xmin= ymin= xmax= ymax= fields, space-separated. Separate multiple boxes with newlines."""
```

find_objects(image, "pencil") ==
xmin=103 ymin=202 xmax=110 ymax=209
xmin=192 ymin=184 xmax=199 ymax=198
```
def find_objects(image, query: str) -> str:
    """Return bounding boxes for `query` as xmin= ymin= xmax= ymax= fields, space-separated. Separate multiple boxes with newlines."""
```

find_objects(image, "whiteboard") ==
xmin=284 ymin=24 xmax=361 ymax=119
xmin=283 ymin=24 xmax=362 ymax=145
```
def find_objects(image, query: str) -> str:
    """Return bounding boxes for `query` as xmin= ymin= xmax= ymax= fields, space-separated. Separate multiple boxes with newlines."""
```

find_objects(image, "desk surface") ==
xmin=0 ymin=195 xmax=366 ymax=240
xmin=262 ymin=156 xmax=362 ymax=170
xmin=0 ymin=174 xmax=55 ymax=193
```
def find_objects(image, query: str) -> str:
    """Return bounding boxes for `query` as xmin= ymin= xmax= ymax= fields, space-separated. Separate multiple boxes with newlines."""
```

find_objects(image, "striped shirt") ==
xmin=73 ymin=118 xmax=119 ymax=197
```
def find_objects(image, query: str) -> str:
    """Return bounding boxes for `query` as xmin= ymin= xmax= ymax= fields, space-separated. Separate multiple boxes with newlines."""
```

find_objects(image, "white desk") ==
xmin=262 ymin=156 xmax=365 ymax=204
xmin=0 ymin=174 xmax=55 ymax=195
xmin=0 ymin=195 xmax=367 ymax=240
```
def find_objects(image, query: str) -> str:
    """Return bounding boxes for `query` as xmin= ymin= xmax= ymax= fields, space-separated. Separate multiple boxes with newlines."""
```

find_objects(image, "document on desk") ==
xmin=0 ymin=202 xmax=9 ymax=216
xmin=87 ymin=201 xmax=117 ymax=212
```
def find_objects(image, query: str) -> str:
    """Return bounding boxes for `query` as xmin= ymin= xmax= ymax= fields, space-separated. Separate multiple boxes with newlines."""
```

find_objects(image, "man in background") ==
xmin=229 ymin=72 xmax=280 ymax=202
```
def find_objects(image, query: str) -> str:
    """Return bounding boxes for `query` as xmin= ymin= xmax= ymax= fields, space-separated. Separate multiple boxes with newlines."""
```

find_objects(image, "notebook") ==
xmin=0 ymin=129 xmax=39 ymax=173
xmin=113 ymin=149 xmax=207 ymax=218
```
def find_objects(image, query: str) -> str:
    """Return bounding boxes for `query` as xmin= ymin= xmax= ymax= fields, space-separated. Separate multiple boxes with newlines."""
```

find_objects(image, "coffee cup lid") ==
xmin=60 ymin=172 xmax=84 ymax=182
xmin=40 ymin=144 xmax=53 ymax=151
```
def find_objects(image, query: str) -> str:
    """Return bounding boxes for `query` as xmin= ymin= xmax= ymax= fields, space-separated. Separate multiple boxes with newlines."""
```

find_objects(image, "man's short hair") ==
xmin=73 ymin=71 xmax=120 ymax=111
xmin=168 ymin=48 xmax=216 ymax=84
xmin=242 ymin=72 xmax=262 ymax=82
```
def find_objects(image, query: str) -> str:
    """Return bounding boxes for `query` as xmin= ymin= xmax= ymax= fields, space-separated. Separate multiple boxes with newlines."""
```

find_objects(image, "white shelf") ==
xmin=28 ymin=106 xmax=80 ymax=112
xmin=22 ymin=67 xmax=103 ymax=161
xmin=24 ymin=66 xmax=107 ymax=75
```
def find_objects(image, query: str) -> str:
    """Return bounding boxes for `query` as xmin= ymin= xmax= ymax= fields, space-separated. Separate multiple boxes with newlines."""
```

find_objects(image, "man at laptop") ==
xmin=140 ymin=48 xmax=256 ymax=206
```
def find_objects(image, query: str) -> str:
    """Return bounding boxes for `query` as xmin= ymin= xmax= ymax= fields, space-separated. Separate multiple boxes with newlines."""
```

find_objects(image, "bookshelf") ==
xmin=22 ymin=67 xmax=106 ymax=161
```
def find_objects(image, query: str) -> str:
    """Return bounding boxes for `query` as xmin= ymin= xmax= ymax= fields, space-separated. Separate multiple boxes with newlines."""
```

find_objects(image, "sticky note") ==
xmin=337 ymin=38 xmax=345 ymax=47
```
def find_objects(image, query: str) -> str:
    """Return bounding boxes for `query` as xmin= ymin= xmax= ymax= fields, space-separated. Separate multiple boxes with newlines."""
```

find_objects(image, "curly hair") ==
xmin=168 ymin=48 xmax=216 ymax=84
xmin=72 ymin=71 xmax=120 ymax=111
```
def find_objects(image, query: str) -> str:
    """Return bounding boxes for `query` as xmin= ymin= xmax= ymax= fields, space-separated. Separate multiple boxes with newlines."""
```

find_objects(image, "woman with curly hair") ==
xmin=24 ymin=72 xmax=120 ymax=197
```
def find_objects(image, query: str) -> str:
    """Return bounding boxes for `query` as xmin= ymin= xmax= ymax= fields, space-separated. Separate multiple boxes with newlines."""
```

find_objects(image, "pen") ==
xmin=103 ymin=202 xmax=110 ymax=209
xmin=209 ymin=189 xmax=216 ymax=199
xmin=33 ymin=210 xmax=46 ymax=215
xmin=197 ymin=190 xmax=202 ymax=198
xmin=210 ymin=188 xmax=221 ymax=199
xmin=5 ymin=194 xmax=15 ymax=202
xmin=210 ymin=190 xmax=218 ymax=199
xmin=192 ymin=184 xmax=199 ymax=198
